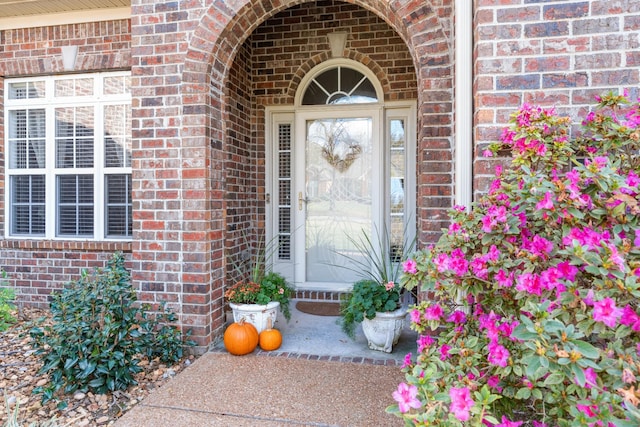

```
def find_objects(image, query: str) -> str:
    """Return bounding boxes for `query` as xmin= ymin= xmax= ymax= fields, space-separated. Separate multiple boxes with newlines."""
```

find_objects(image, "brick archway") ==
xmin=178 ymin=0 xmax=454 ymax=348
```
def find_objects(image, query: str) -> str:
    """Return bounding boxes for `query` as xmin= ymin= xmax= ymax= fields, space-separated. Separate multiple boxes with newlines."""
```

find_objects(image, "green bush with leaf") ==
xmin=389 ymin=92 xmax=640 ymax=425
xmin=0 ymin=270 xmax=17 ymax=332
xmin=30 ymin=252 xmax=193 ymax=403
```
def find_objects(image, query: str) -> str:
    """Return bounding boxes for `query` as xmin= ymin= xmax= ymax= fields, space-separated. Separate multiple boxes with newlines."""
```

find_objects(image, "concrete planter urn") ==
xmin=361 ymin=306 xmax=407 ymax=353
xmin=229 ymin=301 xmax=280 ymax=334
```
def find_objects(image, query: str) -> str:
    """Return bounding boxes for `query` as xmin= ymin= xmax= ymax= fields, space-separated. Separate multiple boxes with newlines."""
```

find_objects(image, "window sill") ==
xmin=0 ymin=238 xmax=131 ymax=252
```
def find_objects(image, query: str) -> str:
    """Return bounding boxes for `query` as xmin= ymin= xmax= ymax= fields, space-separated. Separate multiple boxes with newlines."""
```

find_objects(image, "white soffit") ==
xmin=0 ymin=0 xmax=130 ymax=30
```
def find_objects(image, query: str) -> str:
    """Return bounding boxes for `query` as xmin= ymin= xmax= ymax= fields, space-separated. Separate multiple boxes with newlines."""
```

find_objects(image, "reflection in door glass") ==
xmin=305 ymin=118 xmax=372 ymax=283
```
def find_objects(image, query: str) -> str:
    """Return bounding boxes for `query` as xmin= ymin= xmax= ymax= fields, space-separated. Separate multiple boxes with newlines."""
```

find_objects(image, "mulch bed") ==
xmin=0 ymin=307 xmax=197 ymax=426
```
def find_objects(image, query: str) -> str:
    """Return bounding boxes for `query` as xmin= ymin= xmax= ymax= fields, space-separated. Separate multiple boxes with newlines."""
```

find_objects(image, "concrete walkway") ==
xmin=114 ymin=301 xmax=416 ymax=426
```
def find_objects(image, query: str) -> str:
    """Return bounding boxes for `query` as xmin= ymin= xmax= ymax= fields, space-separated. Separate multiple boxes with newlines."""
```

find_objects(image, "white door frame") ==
xmin=266 ymin=101 xmax=416 ymax=292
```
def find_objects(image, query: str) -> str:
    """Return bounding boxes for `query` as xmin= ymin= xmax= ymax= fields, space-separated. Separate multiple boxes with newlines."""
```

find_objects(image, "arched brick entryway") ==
xmin=175 ymin=0 xmax=453 ymax=349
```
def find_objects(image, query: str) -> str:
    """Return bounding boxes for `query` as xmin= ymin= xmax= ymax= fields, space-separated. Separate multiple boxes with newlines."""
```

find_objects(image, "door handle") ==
xmin=298 ymin=192 xmax=307 ymax=210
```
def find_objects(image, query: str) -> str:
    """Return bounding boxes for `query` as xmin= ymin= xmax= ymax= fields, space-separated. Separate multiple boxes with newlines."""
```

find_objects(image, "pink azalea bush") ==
xmin=388 ymin=92 xmax=640 ymax=426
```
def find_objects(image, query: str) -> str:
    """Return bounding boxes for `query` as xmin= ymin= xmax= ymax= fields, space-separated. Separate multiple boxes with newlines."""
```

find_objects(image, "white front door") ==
xmin=266 ymin=104 xmax=415 ymax=292
xmin=294 ymin=109 xmax=381 ymax=290
xmin=266 ymin=63 xmax=415 ymax=292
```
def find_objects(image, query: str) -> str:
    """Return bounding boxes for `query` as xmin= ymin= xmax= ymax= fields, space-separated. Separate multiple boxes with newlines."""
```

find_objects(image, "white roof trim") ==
xmin=0 ymin=7 xmax=130 ymax=30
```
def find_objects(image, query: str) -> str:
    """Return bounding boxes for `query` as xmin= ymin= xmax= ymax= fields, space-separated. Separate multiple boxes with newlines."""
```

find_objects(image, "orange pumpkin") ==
xmin=224 ymin=318 xmax=259 ymax=356
xmin=259 ymin=318 xmax=282 ymax=351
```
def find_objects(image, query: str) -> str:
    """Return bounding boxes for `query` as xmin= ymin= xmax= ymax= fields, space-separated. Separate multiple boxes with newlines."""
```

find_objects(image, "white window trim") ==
xmin=4 ymin=71 xmax=131 ymax=241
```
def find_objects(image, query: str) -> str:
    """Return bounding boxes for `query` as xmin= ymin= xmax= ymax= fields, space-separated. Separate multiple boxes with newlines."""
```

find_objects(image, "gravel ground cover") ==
xmin=1 ymin=307 xmax=197 ymax=427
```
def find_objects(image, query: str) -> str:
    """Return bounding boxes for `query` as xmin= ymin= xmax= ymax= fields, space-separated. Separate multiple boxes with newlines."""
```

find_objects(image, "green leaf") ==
xmin=515 ymin=387 xmax=531 ymax=400
xmin=88 ymin=377 xmax=105 ymax=388
xmin=611 ymin=419 xmax=639 ymax=427
xmin=543 ymin=373 xmax=564 ymax=386
xmin=571 ymin=340 xmax=600 ymax=359
xmin=572 ymin=363 xmax=586 ymax=386
xmin=525 ymin=356 xmax=542 ymax=380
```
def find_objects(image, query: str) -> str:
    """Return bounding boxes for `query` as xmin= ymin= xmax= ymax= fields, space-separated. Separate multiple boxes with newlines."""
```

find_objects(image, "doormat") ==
xmin=296 ymin=301 xmax=342 ymax=317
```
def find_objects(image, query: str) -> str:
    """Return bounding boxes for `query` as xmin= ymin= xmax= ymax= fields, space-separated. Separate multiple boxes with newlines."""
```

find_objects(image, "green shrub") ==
xmin=30 ymin=253 xmax=193 ymax=403
xmin=0 ymin=270 xmax=17 ymax=332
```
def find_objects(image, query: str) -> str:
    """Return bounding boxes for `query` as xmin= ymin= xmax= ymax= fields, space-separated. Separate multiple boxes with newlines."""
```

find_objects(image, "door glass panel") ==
xmin=389 ymin=119 xmax=406 ymax=261
xmin=305 ymin=118 xmax=372 ymax=283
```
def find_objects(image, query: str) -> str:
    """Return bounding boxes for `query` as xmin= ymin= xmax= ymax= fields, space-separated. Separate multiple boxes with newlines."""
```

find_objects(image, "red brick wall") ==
xmin=0 ymin=20 xmax=131 ymax=306
xmin=473 ymin=0 xmax=640 ymax=196
xmin=132 ymin=0 xmax=453 ymax=349
xmin=225 ymin=40 xmax=257 ymax=284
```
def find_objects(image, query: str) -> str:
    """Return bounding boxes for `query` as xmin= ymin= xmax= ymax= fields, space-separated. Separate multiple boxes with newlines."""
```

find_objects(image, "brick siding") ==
xmin=474 ymin=0 xmax=640 ymax=196
xmin=132 ymin=0 xmax=454 ymax=349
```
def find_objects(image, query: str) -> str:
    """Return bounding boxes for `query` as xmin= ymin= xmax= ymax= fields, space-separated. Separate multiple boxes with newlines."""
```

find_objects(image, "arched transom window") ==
xmin=301 ymin=66 xmax=378 ymax=105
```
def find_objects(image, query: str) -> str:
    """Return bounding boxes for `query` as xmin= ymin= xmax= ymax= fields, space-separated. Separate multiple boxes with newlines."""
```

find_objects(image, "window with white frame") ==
xmin=5 ymin=72 xmax=132 ymax=240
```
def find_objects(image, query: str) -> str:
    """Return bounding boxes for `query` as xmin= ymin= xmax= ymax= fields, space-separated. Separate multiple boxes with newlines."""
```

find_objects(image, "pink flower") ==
xmin=495 ymin=269 xmax=513 ymax=288
xmin=582 ymin=367 xmax=598 ymax=389
xmin=440 ymin=344 xmax=451 ymax=360
xmin=620 ymin=305 xmax=640 ymax=331
xmin=576 ymin=404 xmax=598 ymax=417
xmin=488 ymin=342 xmax=510 ymax=367
xmin=434 ymin=253 xmax=450 ymax=272
xmin=530 ymin=235 xmax=554 ymax=257
xmin=536 ymin=191 xmax=555 ymax=210
xmin=401 ymin=353 xmax=413 ymax=369
xmin=447 ymin=310 xmax=467 ymax=324
xmin=403 ymin=259 xmax=417 ymax=275
xmin=592 ymin=297 xmax=623 ymax=328
xmin=385 ymin=281 xmax=395 ymax=291
xmin=487 ymin=375 xmax=502 ymax=392
xmin=417 ymin=335 xmax=434 ymax=353
xmin=278 ymin=288 xmax=284 ymax=294
xmin=496 ymin=416 xmax=524 ymax=427
xmin=392 ymin=382 xmax=422 ymax=413
xmin=409 ymin=309 xmax=421 ymax=324
xmin=448 ymin=222 xmax=462 ymax=234
xmin=449 ymin=250 xmax=469 ymax=277
xmin=515 ymin=272 xmax=543 ymax=296
xmin=448 ymin=387 xmax=474 ymax=421
xmin=556 ymin=261 xmax=578 ymax=281
xmin=583 ymin=289 xmax=595 ymax=306
xmin=424 ymin=304 xmax=443 ymax=320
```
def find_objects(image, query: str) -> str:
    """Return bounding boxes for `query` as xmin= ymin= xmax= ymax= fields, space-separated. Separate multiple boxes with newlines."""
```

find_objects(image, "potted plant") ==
xmin=225 ymin=233 xmax=293 ymax=333
xmin=339 ymin=225 xmax=415 ymax=352
xmin=225 ymin=272 xmax=292 ymax=333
